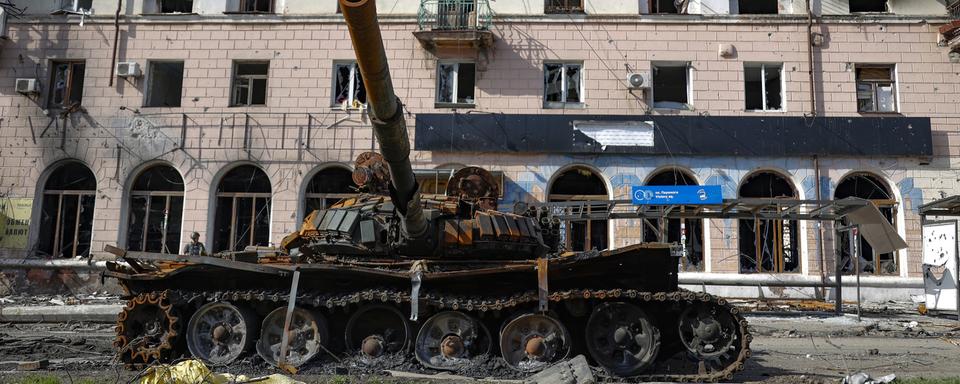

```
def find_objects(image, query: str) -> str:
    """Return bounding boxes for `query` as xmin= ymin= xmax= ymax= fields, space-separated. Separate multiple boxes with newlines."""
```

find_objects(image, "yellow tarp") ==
xmin=140 ymin=359 xmax=304 ymax=384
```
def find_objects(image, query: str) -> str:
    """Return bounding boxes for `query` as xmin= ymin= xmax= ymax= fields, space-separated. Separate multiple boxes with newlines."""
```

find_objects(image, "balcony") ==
xmin=414 ymin=0 xmax=495 ymax=69
xmin=940 ymin=0 xmax=960 ymax=54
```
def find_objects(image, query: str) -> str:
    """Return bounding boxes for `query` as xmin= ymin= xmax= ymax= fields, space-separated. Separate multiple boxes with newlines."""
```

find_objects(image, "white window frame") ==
xmin=744 ymin=62 xmax=785 ymax=112
xmin=543 ymin=62 xmax=585 ymax=108
xmin=230 ymin=61 xmax=269 ymax=107
xmin=436 ymin=61 xmax=476 ymax=107
xmin=651 ymin=61 xmax=693 ymax=110
xmin=331 ymin=61 xmax=366 ymax=108
xmin=855 ymin=64 xmax=898 ymax=113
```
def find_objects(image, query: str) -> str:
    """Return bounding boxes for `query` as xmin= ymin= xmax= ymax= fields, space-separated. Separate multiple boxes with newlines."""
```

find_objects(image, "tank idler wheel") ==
xmin=345 ymin=304 xmax=412 ymax=362
xmin=585 ymin=302 xmax=661 ymax=376
xmin=499 ymin=313 xmax=571 ymax=372
xmin=114 ymin=291 xmax=181 ymax=367
xmin=415 ymin=311 xmax=492 ymax=370
xmin=677 ymin=302 xmax=740 ymax=374
xmin=256 ymin=307 xmax=329 ymax=368
xmin=186 ymin=301 xmax=258 ymax=366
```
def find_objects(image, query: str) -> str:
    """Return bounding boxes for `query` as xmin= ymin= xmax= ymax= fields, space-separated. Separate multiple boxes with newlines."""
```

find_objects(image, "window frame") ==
xmin=230 ymin=60 xmax=269 ymax=107
xmin=651 ymin=61 xmax=692 ymax=110
xmin=143 ymin=60 xmax=185 ymax=108
xmin=234 ymin=0 xmax=274 ymax=14
xmin=435 ymin=61 xmax=477 ymax=108
xmin=855 ymin=64 xmax=898 ymax=113
xmin=331 ymin=61 xmax=367 ymax=108
xmin=47 ymin=60 xmax=86 ymax=110
xmin=743 ymin=62 xmax=785 ymax=112
xmin=848 ymin=0 xmax=888 ymax=13
xmin=544 ymin=0 xmax=584 ymax=14
xmin=543 ymin=61 xmax=585 ymax=109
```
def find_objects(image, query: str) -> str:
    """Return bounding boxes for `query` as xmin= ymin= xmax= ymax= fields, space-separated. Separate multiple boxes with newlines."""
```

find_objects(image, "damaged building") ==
xmin=0 ymin=0 xmax=956 ymax=302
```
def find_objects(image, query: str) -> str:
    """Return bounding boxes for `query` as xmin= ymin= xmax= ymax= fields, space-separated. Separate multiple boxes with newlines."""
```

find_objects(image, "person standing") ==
xmin=182 ymin=232 xmax=207 ymax=256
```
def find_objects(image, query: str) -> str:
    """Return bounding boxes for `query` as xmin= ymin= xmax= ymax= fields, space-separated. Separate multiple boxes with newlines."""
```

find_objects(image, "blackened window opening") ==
xmin=738 ymin=172 xmax=799 ymax=273
xmin=653 ymin=63 xmax=688 ymax=108
xmin=738 ymin=0 xmax=778 ymax=14
xmin=835 ymin=173 xmax=897 ymax=275
xmin=127 ymin=165 xmax=184 ymax=254
xmin=145 ymin=62 xmax=184 ymax=108
xmin=304 ymin=167 xmax=357 ymax=219
xmin=651 ymin=0 xmax=679 ymax=13
xmin=240 ymin=0 xmax=272 ymax=13
xmin=160 ymin=0 xmax=193 ymax=13
xmin=549 ymin=167 xmax=608 ymax=252
xmin=644 ymin=169 xmax=704 ymax=271
xmin=545 ymin=0 xmax=583 ymax=14
xmin=333 ymin=62 xmax=366 ymax=107
xmin=213 ymin=165 xmax=272 ymax=253
xmin=37 ymin=162 xmax=96 ymax=258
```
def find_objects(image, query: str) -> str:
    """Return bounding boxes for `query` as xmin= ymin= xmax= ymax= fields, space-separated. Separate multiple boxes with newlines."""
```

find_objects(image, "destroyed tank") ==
xmin=103 ymin=0 xmax=751 ymax=380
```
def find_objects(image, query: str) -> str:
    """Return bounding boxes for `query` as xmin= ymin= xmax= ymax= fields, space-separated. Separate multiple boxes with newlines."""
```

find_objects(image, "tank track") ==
xmin=116 ymin=288 xmax=751 ymax=382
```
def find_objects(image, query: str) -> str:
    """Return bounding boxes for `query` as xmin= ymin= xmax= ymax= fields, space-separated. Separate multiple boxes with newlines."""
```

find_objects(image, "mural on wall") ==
xmin=0 ymin=198 xmax=32 ymax=249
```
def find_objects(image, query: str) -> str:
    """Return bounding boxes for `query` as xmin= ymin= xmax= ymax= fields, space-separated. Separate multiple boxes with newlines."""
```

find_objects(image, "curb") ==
xmin=0 ymin=304 xmax=122 ymax=323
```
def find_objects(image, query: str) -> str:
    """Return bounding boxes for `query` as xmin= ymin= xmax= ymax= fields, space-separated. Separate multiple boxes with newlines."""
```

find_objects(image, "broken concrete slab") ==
xmin=524 ymin=355 xmax=594 ymax=384
xmin=0 ymin=304 xmax=121 ymax=323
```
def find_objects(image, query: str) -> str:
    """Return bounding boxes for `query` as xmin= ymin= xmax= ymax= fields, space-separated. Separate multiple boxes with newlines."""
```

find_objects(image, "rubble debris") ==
xmin=16 ymin=359 xmax=49 ymax=371
xmin=139 ymin=359 xmax=305 ymax=384
xmin=841 ymin=372 xmax=896 ymax=384
xmin=524 ymin=355 xmax=595 ymax=384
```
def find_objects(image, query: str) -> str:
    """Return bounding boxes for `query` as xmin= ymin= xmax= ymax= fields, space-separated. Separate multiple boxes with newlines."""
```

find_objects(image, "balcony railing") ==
xmin=950 ymin=0 xmax=960 ymax=18
xmin=417 ymin=0 xmax=492 ymax=31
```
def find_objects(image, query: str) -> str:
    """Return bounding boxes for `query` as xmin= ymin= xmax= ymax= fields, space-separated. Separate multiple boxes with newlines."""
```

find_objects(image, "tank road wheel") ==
xmin=585 ymin=302 xmax=661 ymax=376
xmin=345 ymin=304 xmax=411 ymax=362
xmin=114 ymin=291 xmax=180 ymax=366
xmin=415 ymin=311 xmax=492 ymax=370
xmin=677 ymin=302 xmax=741 ymax=374
xmin=186 ymin=302 xmax=258 ymax=366
xmin=256 ymin=307 xmax=329 ymax=368
xmin=499 ymin=313 xmax=572 ymax=372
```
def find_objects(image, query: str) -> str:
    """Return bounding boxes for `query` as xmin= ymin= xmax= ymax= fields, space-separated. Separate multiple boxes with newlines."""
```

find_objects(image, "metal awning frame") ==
xmin=919 ymin=195 xmax=960 ymax=217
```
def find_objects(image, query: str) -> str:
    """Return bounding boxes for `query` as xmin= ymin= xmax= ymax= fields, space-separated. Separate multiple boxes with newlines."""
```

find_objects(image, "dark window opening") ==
xmin=127 ymin=165 xmax=184 ymax=254
xmin=37 ymin=162 xmax=96 ymax=258
xmin=738 ymin=0 xmax=778 ymax=14
xmin=160 ymin=0 xmax=193 ymax=13
xmin=145 ymin=61 xmax=184 ymax=108
xmin=856 ymin=65 xmax=896 ymax=113
xmin=544 ymin=63 xmax=583 ymax=106
xmin=549 ymin=167 xmax=608 ymax=252
xmin=213 ymin=165 xmax=272 ymax=253
xmin=304 ymin=167 xmax=356 ymax=219
xmin=835 ymin=173 xmax=897 ymax=275
xmin=644 ymin=169 xmax=704 ymax=271
xmin=738 ymin=172 xmax=799 ymax=273
xmin=48 ymin=61 xmax=85 ymax=109
xmin=239 ymin=0 xmax=272 ymax=13
xmin=650 ymin=0 xmax=679 ymax=13
xmin=545 ymin=0 xmax=583 ymax=14
xmin=232 ymin=61 xmax=268 ymax=106
xmin=435 ymin=0 xmax=476 ymax=30
xmin=744 ymin=63 xmax=782 ymax=111
xmin=333 ymin=62 xmax=366 ymax=107
xmin=652 ymin=63 xmax=689 ymax=109
xmin=849 ymin=0 xmax=887 ymax=13
xmin=437 ymin=62 xmax=476 ymax=105
xmin=60 ymin=0 xmax=93 ymax=12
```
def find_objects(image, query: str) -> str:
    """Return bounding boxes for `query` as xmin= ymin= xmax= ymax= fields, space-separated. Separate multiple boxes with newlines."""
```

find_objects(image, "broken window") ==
xmin=213 ymin=165 xmax=271 ymax=253
xmin=231 ymin=61 xmax=268 ymax=106
xmin=127 ymin=164 xmax=184 ymax=254
xmin=549 ymin=167 xmax=608 ymax=252
xmin=849 ymin=0 xmax=887 ymax=13
xmin=744 ymin=63 xmax=783 ymax=111
xmin=37 ymin=162 xmax=96 ymax=258
xmin=738 ymin=172 xmax=799 ymax=273
xmin=856 ymin=65 xmax=896 ymax=112
xmin=333 ymin=62 xmax=367 ymax=107
xmin=304 ymin=167 xmax=356 ymax=219
xmin=59 ymin=0 xmax=92 ymax=12
xmin=643 ymin=169 xmax=704 ymax=272
xmin=737 ymin=0 xmax=778 ymax=14
xmin=144 ymin=61 xmax=184 ymax=108
xmin=543 ymin=62 xmax=583 ymax=107
xmin=437 ymin=62 xmax=476 ymax=106
xmin=835 ymin=173 xmax=898 ymax=275
xmin=545 ymin=0 xmax=583 ymax=14
xmin=48 ymin=60 xmax=85 ymax=109
xmin=238 ymin=0 xmax=273 ymax=13
xmin=650 ymin=0 xmax=679 ymax=13
xmin=436 ymin=0 xmax=476 ymax=29
xmin=652 ymin=62 xmax=689 ymax=109
xmin=159 ymin=0 xmax=192 ymax=13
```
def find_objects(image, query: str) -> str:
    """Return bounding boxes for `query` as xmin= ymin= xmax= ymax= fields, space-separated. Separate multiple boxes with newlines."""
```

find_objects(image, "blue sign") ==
xmin=631 ymin=185 xmax=723 ymax=205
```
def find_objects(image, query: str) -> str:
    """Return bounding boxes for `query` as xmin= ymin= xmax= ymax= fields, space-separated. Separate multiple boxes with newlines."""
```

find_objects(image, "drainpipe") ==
xmin=814 ymin=155 xmax=828 ymax=299
xmin=806 ymin=0 xmax=817 ymax=115
xmin=108 ymin=0 xmax=122 ymax=87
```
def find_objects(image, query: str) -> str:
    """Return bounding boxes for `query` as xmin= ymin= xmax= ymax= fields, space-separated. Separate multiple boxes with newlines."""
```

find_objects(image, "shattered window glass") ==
xmin=38 ymin=162 xmax=96 ymax=258
xmin=49 ymin=61 xmax=85 ymax=109
xmin=213 ymin=165 xmax=272 ymax=252
xmin=856 ymin=66 xmax=896 ymax=112
xmin=548 ymin=167 xmax=608 ymax=252
xmin=544 ymin=64 xmax=563 ymax=103
xmin=436 ymin=63 xmax=476 ymax=105
xmin=305 ymin=167 xmax=357 ymax=219
xmin=231 ymin=61 xmax=269 ymax=106
xmin=737 ymin=172 xmax=799 ymax=273
xmin=545 ymin=0 xmax=584 ymax=14
xmin=836 ymin=174 xmax=897 ymax=275
xmin=437 ymin=64 xmax=455 ymax=103
xmin=128 ymin=165 xmax=184 ymax=254
xmin=333 ymin=62 xmax=365 ymax=107
xmin=544 ymin=63 xmax=582 ymax=106
xmin=744 ymin=63 xmax=782 ymax=111
xmin=644 ymin=170 xmax=704 ymax=272
xmin=565 ymin=64 xmax=581 ymax=103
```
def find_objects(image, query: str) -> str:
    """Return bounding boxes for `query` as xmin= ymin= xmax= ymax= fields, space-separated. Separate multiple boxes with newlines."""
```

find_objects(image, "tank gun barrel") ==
xmin=340 ymin=0 xmax=427 ymax=238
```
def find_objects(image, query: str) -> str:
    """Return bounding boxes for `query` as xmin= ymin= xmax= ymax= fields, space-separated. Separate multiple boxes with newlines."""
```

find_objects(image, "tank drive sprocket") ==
xmin=114 ymin=291 xmax=181 ymax=367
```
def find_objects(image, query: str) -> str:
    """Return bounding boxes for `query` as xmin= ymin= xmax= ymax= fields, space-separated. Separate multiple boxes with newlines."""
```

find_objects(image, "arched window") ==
xmin=213 ymin=165 xmax=271 ymax=253
xmin=645 ymin=169 xmax=704 ymax=271
xmin=835 ymin=173 xmax=897 ymax=275
xmin=548 ymin=166 xmax=608 ymax=252
xmin=738 ymin=171 xmax=799 ymax=273
xmin=37 ymin=162 xmax=96 ymax=258
xmin=304 ymin=167 xmax=356 ymax=218
xmin=127 ymin=164 xmax=184 ymax=254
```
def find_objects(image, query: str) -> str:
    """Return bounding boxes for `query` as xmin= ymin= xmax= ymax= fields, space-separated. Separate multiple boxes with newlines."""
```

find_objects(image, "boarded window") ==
xmin=549 ymin=167 xmax=608 ymax=252
xmin=856 ymin=65 xmax=896 ymax=112
xmin=304 ymin=167 xmax=356 ymax=219
xmin=126 ymin=165 xmax=184 ymax=254
xmin=159 ymin=0 xmax=193 ymax=13
xmin=543 ymin=63 xmax=583 ymax=107
xmin=145 ymin=61 xmax=184 ymax=108
xmin=644 ymin=169 xmax=704 ymax=272
xmin=231 ymin=61 xmax=269 ymax=106
xmin=437 ymin=62 xmax=476 ymax=105
xmin=48 ymin=61 xmax=85 ymax=109
xmin=213 ymin=165 xmax=271 ymax=253
xmin=738 ymin=0 xmax=778 ymax=14
xmin=744 ymin=63 xmax=783 ymax=111
xmin=37 ymin=162 xmax=96 ymax=258
xmin=738 ymin=172 xmax=799 ymax=273
xmin=835 ymin=173 xmax=897 ymax=275
xmin=652 ymin=62 xmax=689 ymax=109
xmin=545 ymin=0 xmax=583 ymax=14
xmin=849 ymin=0 xmax=887 ymax=13
xmin=239 ymin=0 xmax=272 ymax=13
xmin=333 ymin=62 xmax=367 ymax=107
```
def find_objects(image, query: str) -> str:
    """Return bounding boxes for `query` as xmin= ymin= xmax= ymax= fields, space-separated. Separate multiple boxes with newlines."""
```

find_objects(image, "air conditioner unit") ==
xmin=116 ymin=62 xmax=141 ymax=78
xmin=15 ymin=78 xmax=39 ymax=95
xmin=626 ymin=72 xmax=651 ymax=89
